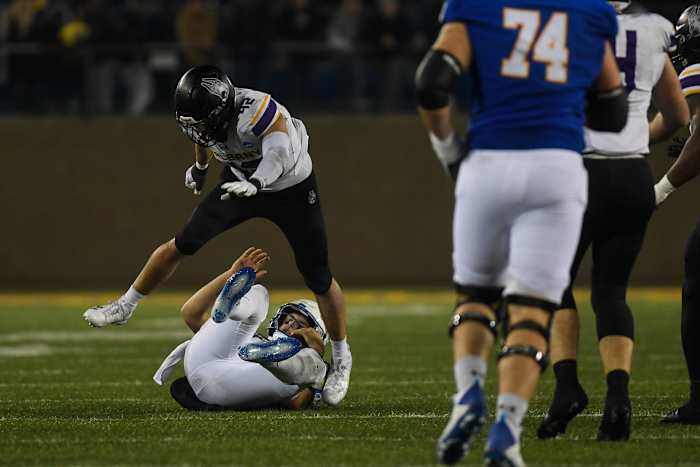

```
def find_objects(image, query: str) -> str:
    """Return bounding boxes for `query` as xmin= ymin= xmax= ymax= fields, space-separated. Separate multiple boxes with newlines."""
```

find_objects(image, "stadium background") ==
xmin=0 ymin=0 xmax=697 ymax=291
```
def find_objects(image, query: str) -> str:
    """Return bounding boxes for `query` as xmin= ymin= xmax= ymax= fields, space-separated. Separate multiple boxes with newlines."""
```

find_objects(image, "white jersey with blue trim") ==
xmin=585 ymin=12 xmax=674 ymax=156
xmin=209 ymin=87 xmax=312 ymax=192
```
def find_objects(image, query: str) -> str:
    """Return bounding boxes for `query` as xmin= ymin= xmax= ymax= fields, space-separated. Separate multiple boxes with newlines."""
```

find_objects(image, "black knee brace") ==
xmin=591 ymin=284 xmax=634 ymax=340
xmin=449 ymin=285 xmax=503 ymax=338
xmin=497 ymin=295 xmax=553 ymax=371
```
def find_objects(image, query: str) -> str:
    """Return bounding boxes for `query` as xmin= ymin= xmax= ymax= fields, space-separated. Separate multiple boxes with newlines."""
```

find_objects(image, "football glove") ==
xmin=654 ymin=175 xmax=676 ymax=206
xmin=185 ymin=163 xmax=208 ymax=195
xmin=429 ymin=131 xmax=465 ymax=181
xmin=220 ymin=180 xmax=259 ymax=200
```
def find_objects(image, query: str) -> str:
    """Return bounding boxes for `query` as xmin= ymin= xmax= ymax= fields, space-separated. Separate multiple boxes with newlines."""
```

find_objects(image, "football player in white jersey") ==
xmin=83 ymin=66 xmax=351 ymax=407
xmin=153 ymin=247 xmax=329 ymax=410
xmin=652 ymin=4 xmax=700 ymax=424
xmin=538 ymin=0 xmax=689 ymax=440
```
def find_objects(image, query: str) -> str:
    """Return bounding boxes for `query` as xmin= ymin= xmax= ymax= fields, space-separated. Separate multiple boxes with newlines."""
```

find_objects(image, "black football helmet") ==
xmin=174 ymin=65 xmax=236 ymax=147
xmin=673 ymin=4 xmax=700 ymax=70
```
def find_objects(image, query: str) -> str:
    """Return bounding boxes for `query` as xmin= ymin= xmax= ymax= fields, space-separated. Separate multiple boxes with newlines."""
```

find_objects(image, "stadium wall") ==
xmin=1 ymin=117 xmax=695 ymax=290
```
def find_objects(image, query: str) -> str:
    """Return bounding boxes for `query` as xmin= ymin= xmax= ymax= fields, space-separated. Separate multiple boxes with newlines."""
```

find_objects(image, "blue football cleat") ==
xmin=437 ymin=383 xmax=487 ymax=465
xmin=238 ymin=336 xmax=303 ymax=363
xmin=211 ymin=267 xmax=256 ymax=323
xmin=484 ymin=416 xmax=525 ymax=467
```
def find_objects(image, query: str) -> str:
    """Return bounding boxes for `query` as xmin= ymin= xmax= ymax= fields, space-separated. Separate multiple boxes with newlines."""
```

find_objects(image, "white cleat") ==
xmin=322 ymin=352 xmax=352 ymax=406
xmin=83 ymin=300 xmax=134 ymax=328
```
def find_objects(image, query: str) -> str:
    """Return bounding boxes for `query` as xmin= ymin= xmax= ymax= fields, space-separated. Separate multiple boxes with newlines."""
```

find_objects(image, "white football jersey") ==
xmin=209 ymin=87 xmax=312 ymax=192
xmin=585 ymin=12 xmax=674 ymax=156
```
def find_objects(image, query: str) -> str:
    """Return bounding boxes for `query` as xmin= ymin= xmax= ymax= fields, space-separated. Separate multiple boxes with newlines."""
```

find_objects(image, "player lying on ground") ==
xmin=538 ymin=0 xmax=689 ymax=441
xmin=153 ymin=248 xmax=329 ymax=410
xmin=651 ymin=4 xmax=700 ymax=424
xmin=416 ymin=0 xmax=626 ymax=465
xmin=83 ymin=65 xmax=351 ymax=407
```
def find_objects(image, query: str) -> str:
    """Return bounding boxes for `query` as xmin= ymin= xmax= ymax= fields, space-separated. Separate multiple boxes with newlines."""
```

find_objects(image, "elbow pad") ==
xmin=415 ymin=49 xmax=463 ymax=110
xmin=586 ymin=86 xmax=629 ymax=132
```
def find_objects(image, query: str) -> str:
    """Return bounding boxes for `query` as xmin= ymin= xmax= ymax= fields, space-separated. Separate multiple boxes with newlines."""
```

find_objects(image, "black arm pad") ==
xmin=585 ymin=86 xmax=629 ymax=132
xmin=415 ymin=49 xmax=463 ymax=110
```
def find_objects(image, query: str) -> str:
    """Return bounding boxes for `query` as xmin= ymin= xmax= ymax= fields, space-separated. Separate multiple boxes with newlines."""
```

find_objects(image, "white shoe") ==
xmin=83 ymin=299 xmax=134 ymax=327
xmin=322 ymin=351 xmax=352 ymax=406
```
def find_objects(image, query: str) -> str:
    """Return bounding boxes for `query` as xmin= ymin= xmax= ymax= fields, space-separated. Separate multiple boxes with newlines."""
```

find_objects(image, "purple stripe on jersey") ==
xmin=681 ymin=75 xmax=700 ymax=90
xmin=252 ymin=99 xmax=278 ymax=136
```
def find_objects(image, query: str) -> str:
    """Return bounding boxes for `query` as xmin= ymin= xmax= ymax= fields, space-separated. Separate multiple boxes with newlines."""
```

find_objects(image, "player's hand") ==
xmin=220 ymin=181 xmax=258 ymax=199
xmin=185 ymin=164 xmax=207 ymax=195
xmin=289 ymin=328 xmax=325 ymax=355
xmin=654 ymin=175 xmax=676 ymax=206
xmin=429 ymin=131 xmax=465 ymax=181
xmin=231 ymin=247 xmax=270 ymax=279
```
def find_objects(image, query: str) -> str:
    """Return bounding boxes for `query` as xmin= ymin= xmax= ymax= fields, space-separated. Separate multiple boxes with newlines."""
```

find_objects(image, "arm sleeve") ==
xmin=250 ymin=131 xmax=293 ymax=188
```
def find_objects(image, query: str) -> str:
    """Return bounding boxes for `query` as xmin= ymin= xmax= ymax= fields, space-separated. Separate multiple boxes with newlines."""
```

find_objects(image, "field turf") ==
xmin=0 ymin=290 xmax=698 ymax=466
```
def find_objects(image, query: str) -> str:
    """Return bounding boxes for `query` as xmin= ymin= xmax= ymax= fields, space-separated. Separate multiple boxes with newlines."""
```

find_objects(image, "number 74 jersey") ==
xmin=440 ymin=0 xmax=618 ymax=154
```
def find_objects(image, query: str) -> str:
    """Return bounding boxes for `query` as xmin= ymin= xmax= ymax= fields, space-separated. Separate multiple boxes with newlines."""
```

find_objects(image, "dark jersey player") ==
xmin=415 ymin=0 xmax=626 ymax=465
xmin=83 ymin=66 xmax=352 ymax=407
xmin=653 ymin=4 xmax=700 ymax=424
xmin=537 ymin=0 xmax=688 ymax=442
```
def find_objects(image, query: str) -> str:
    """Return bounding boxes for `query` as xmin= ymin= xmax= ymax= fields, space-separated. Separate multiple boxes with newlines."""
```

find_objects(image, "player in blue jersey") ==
xmin=415 ymin=0 xmax=627 ymax=465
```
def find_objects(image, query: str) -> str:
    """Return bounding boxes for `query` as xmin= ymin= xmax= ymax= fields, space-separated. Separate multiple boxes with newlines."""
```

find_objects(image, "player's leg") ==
xmin=83 ymin=174 xmax=253 ymax=327
xmin=588 ymin=159 xmax=654 ymax=440
xmin=537 ymin=227 xmax=592 ymax=439
xmin=265 ymin=173 xmax=352 ymax=406
xmin=438 ymin=153 xmax=512 ymax=465
xmin=663 ymin=219 xmax=700 ymax=423
xmin=485 ymin=151 xmax=586 ymax=467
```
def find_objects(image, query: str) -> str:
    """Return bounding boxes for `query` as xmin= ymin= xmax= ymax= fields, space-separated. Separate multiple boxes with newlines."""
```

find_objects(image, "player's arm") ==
xmin=655 ymin=95 xmax=700 ymax=205
xmin=220 ymin=114 xmax=291 ymax=199
xmin=184 ymin=145 xmax=212 ymax=195
xmin=249 ymin=115 xmax=291 ymax=190
xmin=415 ymin=22 xmax=470 ymax=179
xmin=587 ymin=42 xmax=629 ymax=132
xmin=649 ymin=57 xmax=690 ymax=144
xmin=180 ymin=248 xmax=269 ymax=332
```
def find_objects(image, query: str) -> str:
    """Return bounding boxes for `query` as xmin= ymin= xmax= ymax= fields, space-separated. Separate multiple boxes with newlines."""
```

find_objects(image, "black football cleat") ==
xmin=597 ymin=398 xmax=631 ymax=441
xmin=660 ymin=402 xmax=700 ymax=424
xmin=537 ymin=386 xmax=588 ymax=439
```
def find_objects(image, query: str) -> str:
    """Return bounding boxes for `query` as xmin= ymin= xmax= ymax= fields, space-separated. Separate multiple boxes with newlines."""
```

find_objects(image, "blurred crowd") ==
xmin=0 ymin=0 xmax=690 ymax=116
xmin=0 ymin=0 xmax=444 ymax=115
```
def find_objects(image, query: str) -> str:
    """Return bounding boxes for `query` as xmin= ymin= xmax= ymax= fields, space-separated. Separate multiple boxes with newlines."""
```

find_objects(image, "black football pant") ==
xmin=560 ymin=158 xmax=655 ymax=341
xmin=682 ymin=219 xmax=700 ymax=385
xmin=174 ymin=169 xmax=333 ymax=294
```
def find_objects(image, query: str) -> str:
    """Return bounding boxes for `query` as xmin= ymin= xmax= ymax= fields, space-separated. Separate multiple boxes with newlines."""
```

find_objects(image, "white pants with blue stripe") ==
xmin=452 ymin=149 xmax=588 ymax=305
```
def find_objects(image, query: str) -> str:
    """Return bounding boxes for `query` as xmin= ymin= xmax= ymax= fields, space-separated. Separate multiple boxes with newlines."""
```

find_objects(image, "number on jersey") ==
xmin=501 ymin=8 xmax=569 ymax=84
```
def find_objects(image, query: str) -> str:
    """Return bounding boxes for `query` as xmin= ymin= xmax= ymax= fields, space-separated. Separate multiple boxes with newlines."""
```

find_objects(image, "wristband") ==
xmin=195 ymin=161 xmax=209 ymax=171
xmin=656 ymin=175 xmax=676 ymax=197
xmin=250 ymin=177 xmax=263 ymax=191
xmin=429 ymin=132 xmax=461 ymax=165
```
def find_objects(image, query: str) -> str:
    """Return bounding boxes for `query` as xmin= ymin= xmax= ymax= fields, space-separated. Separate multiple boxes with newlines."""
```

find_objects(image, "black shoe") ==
xmin=660 ymin=402 xmax=700 ymax=424
xmin=537 ymin=385 xmax=588 ymax=439
xmin=597 ymin=398 xmax=631 ymax=441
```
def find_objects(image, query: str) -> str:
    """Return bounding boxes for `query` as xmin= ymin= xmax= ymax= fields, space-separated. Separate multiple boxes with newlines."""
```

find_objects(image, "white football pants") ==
xmin=183 ymin=284 xmax=300 ymax=408
xmin=452 ymin=149 xmax=587 ymax=304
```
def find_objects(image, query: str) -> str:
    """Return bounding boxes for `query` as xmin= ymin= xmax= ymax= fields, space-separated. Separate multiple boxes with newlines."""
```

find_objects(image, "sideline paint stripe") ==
xmin=0 ymin=288 xmax=682 ymax=307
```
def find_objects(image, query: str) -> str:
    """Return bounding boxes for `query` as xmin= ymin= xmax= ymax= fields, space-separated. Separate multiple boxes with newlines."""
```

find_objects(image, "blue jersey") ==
xmin=442 ymin=0 xmax=618 ymax=153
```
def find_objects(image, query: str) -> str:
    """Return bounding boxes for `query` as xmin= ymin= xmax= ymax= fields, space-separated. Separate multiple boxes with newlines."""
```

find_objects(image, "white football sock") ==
xmin=122 ymin=286 xmax=145 ymax=309
xmin=454 ymin=355 xmax=487 ymax=393
xmin=331 ymin=338 xmax=350 ymax=361
xmin=496 ymin=393 xmax=528 ymax=440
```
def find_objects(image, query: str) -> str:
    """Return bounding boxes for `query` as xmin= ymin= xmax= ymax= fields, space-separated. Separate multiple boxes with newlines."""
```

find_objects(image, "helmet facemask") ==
xmin=268 ymin=301 xmax=328 ymax=345
xmin=674 ymin=4 xmax=700 ymax=71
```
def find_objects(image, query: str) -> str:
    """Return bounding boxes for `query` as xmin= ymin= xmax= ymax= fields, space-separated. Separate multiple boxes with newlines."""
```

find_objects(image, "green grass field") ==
xmin=0 ymin=290 xmax=698 ymax=466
